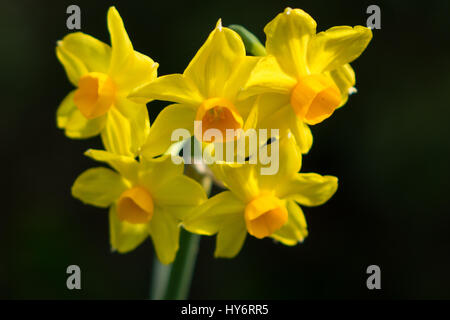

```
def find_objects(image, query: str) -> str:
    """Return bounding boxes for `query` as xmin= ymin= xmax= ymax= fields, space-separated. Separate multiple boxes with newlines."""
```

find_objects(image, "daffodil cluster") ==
xmin=56 ymin=7 xmax=372 ymax=263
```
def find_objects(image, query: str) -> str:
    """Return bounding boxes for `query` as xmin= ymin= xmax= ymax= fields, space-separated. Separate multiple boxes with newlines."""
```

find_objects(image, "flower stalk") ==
xmin=228 ymin=24 xmax=267 ymax=56
xmin=150 ymin=229 xmax=201 ymax=299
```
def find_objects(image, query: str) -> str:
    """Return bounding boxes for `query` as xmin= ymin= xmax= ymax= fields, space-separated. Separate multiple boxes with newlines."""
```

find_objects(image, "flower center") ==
xmin=195 ymin=97 xmax=243 ymax=143
xmin=117 ymin=186 xmax=154 ymax=224
xmin=244 ymin=192 xmax=288 ymax=239
xmin=290 ymin=74 xmax=341 ymax=125
xmin=74 ymin=72 xmax=116 ymax=119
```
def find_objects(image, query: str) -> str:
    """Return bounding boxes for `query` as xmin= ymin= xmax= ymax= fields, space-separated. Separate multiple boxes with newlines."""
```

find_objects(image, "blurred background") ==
xmin=1 ymin=0 xmax=450 ymax=299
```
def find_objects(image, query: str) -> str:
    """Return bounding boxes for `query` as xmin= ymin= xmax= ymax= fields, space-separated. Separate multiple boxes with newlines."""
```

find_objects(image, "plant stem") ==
xmin=163 ymin=229 xmax=201 ymax=299
xmin=149 ymin=256 xmax=172 ymax=300
xmin=228 ymin=24 xmax=267 ymax=56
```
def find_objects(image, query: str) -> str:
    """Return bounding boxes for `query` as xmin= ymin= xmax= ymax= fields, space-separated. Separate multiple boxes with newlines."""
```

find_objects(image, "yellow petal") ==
xmin=138 ymin=155 xmax=184 ymax=191
xmin=242 ymin=100 xmax=259 ymax=132
xmin=130 ymin=74 xmax=202 ymax=106
xmin=223 ymin=56 xmax=260 ymax=101
xmin=118 ymin=99 xmax=150 ymax=155
xmin=307 ymin=26 xmax=372 ymax=73
xmin=59 ymin=90 xmax=106 ymax=138
xmin=138 ymin=156 xmax=206 ymax=215
xmin=184 ymin=20 xmax=246 ymax=98
xmin=271 ymin=200 xmax=308 ymax=245
xmin=327 ymin=63 xmax=356 ymax=107
xmin=72 ymin=167 xmax=127 ymax=208
xmin=140 ymin=104 xmax=196 ymax=159
xmin=65 ymin=112 xmax=105 ymax=139
xmin=149 ymin=175 xmax=206 ymax=211
xmin=183 ymin=191 xmax=244 ymax=236
xmin=116 ymin=51 xmax=158 ymax=95
xmin=289 ymin=115 xmax=313 ymax=154
xmin=234 ymin=96 xmax=257 ymax=121
xmin=210 ymin=162 xmax=259 ymax=202
xmin=241 ymin=55 xmax=296 ymax=100
xmin=101 ymin=100 xmax=149 ymax=156
xmin=109 ymin=204 xmax=149 ymax=253
xmin=101 ymin=107 xmax=132 ymax=156
xmin=276 ymin=173 xmax=338 ymax=206
xmin=214 ymin=215 xmax=247 ymax=258
xmin=106 ymin=7 xmax=158 ymax=93
xmin=107 ymin=7 xmax=133 ymax=76
xmin=251 ymin=93 xmax=312 ymax=153
xmin=57 ymin=32 xmax=111 ymax=74
xmin=57 ymin=90 xmax=76 ymax=129
xmin=58 ymin=7 xmax=157 ymax=97
xmin=253 ymin=93 xmax=288 ymax=129
xmin=225 ymin=101 xmax=261 ymax=160
xmin=264 ymin=8 xmax=317 ymax=77
xmin=56 ymin=44 xmax=88 ymax=86
xmin=252 ymin=93 xmax=313 ymax=154
xmin=148 ymin=206 xmax=180 ymax=264
xmin=84 ymin=149 xmax=138 ymax=181
xmin=257 ymin=134 xmax=302 ymax=190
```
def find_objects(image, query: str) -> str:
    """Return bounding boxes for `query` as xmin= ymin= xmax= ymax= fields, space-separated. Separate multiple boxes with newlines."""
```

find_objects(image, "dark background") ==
xmin=1 ymin=0 xmax=449 ymax=299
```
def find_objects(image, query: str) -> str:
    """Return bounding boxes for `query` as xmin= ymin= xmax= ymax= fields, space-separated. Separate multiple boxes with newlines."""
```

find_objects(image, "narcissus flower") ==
xmin=56 ymin=6 xmax=158 ymax=156
xmin=242 ymin=8 xmax=372 ymax=153
xmin=130 ymin=20 xmax=258 ymax=159
xmin=183 ymin=135 xmax=338 ymax=258
xmin=71 ymin=149 xmax=206 ymax=264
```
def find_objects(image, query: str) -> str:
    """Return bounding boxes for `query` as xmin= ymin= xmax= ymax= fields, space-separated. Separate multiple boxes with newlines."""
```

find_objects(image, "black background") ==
xmin=1 ymin=0 xmax=450 ymax=299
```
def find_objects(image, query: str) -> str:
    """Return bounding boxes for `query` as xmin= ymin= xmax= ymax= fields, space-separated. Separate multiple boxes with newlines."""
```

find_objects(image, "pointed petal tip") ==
xmin=107 ymin=6 xmax=122 ymax=26
xmin=348 ymin=87 xmax=358 ymax=95
xmin=107 ymin=6 xmax=118 ymax=15
xmin=216 ymin=18 xmax=223 ymax=31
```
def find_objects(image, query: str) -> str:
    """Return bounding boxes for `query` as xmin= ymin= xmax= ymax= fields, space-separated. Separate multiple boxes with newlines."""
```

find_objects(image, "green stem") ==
xmin=163 ymin=230 xmax=201 ymax=299
xmin=149 ymin=256 xmax=172 ymax=299
xmin=228 ymin=24 xmax=267 ymax=56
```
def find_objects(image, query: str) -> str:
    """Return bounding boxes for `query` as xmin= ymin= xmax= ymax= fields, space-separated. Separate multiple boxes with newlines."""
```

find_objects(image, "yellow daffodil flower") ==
xmin=130 ymin=20 xmax=259 ymax=159
xmin=71 ymin=149 xmax=206 ymax=264
xmin=183 ymin=135 xmax=338 ymax=258
xmin=56 ymin=7 xmax=158 ymax=156
xmin=241 ymin=8 xmax=372 ymax=153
